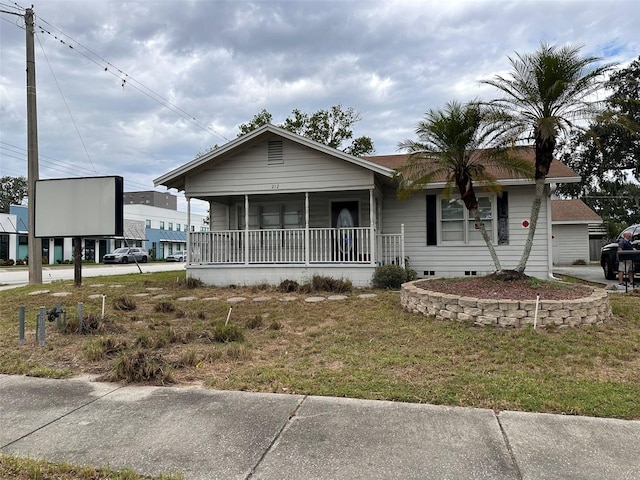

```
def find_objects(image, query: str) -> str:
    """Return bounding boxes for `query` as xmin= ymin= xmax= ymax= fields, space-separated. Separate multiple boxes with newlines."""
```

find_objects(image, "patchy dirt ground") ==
xmin=414 ymin=271 xmax=595 ymax=301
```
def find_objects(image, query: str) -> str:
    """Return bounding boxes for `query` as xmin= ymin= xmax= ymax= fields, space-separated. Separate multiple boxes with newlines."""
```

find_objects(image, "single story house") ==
xmin=153 ymin=124 xmax=579 ymax=287
xmin=551 ymin=199 xmax=603 ymax=265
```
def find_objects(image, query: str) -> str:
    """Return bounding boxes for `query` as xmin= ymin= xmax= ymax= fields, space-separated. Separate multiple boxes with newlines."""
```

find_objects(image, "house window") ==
xmin=440 ymin=196 xmax=494 ymax=244
xmin=168 ymin=222 xmax=173 ymax=231
xmin=176 ymin=224 xmax=181 ymax=232
xmin=238 ymin=202 xmax=303 ymax=230
xmin=267 ymin=140 xmax=284 ymax=165
xmin=160 ymin=221 xmax=165 ymax=230
xmin=145 ymin=219 xmax=151 ymax=228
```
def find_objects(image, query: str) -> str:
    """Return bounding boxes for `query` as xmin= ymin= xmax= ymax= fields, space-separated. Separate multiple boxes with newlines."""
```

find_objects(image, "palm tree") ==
xmin=482 ymin=43 xmax=615 ymax=273
xmin=397 ymin=100 xmax=533 ymax=272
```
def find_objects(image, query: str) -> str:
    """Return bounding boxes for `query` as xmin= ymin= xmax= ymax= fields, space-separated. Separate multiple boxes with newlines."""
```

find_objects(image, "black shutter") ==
xmin=497 ymin=192 xmax=509 ymax=245
xmin=426 ymin=195 xmax=437 ymax=245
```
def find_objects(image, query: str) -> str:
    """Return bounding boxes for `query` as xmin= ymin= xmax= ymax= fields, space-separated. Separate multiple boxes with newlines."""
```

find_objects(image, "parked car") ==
xmin=600 ymin=224 xmax=640 ymax=280
xmin=165 ymin=251 xmax=186 ymax=262
xmin=103 ymin=247 xmax=149 ymax=264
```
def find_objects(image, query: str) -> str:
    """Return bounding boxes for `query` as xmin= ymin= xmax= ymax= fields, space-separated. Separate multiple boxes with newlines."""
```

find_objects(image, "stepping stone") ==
xmin=89 ymin=284 xmax=104 ymax=287
xmin=109 ymin=284 xmax=124 ymax=288
xmin=227 ymin=297 xmax=247 ymax=304
xmin=253 ymin=296 xmax=271 ymax=302
xmin=177 ymin=296 xmax=197 ymax=301
xmin=327 ymin=295 xmax=348 ymax=301
xmin=279 ymin=296 xmax=297 ymax=302
xmin=88 ymin=294 xmax=102 ymax=299
xmin=28 ymin=290 xmax=50 ymax=295
xmin=358 ymin=293 xmax=377 ymax=299
xmin=305 ymin=296 xmax=326 ymax=303
xmin=146 ymin=287 xmax=163 ymax=291
xmin=202 ymin=297 xmax=220 ymax=301
xmin=132 ymin=293 xmax=150 ymax=297
xmin=51 ymin=292 xmax=71 ymax=297
xmin=153 ymin=294 xmax=172 ymax=299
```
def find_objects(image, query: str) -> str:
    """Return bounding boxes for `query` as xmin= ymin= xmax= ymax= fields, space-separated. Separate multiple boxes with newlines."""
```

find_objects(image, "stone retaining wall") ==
xmin=401 ymin=280 xmax=612 ymax=327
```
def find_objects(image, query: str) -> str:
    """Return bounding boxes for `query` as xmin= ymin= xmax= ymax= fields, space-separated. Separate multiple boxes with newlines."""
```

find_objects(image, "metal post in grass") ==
xmin=38 ymin=306 xmax=45 ymax=346
xmin=77 ymin=302 xmax=83 ymax=332
xmin=55 ymin=303 xmax=63 ymax=329
xmin=19 ymin=306 xmax=25 ymax=345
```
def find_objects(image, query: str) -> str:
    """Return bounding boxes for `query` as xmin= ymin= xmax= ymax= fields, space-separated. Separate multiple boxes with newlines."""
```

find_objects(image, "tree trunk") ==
xmin=515 ymin=178 xmax=546 ymax=272
xmin=471 ymin=208 xmax=502 ymax=273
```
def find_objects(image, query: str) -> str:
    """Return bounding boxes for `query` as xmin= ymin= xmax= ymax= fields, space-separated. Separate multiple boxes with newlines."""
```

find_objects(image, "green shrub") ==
xmin=113 ymin=296 xmax=137 ymax=311
xmin=245 ymin=315 xmax=264 ymax=329
xmin=277 ymin=279 xmax=299 ymax=293
xmin=208 ymin=321 xmax=244 ymax=343
xmin=301 ymin=275 xmax=353 ymax=293
xmin=176 ymin=276 xmax=205 ymax=289
xmin=83 ymin=336 xmax=127 ymax=361
xmin=154 ymin=301 xmax=175 ymax=313
xmin=372 ymin=264 xmax=417 ymax=289
xmin=106 ymin=349 xmax=173 ymax=384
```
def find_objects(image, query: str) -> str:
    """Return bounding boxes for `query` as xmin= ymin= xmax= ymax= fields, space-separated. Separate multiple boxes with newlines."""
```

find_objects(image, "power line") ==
xmin=34 ymin=15 xmax=231 ymax=143
xmin=36 ymin=31 xmax=98 ymax=175
xmin=0 ymin=141 xmax=194 ymax=199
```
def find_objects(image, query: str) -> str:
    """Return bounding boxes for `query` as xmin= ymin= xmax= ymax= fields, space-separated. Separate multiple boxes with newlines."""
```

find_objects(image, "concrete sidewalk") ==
xmin=1 ymin=375 xmax=638 ymax=480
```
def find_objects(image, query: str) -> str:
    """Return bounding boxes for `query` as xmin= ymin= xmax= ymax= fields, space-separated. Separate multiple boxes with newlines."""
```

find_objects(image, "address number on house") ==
xmin=271 ymin=184 xmax=280 ymax=189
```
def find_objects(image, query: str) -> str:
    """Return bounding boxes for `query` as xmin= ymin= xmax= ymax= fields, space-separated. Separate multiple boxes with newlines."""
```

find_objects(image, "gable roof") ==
xmin=154 ymin=124 xmax=395 ymax=191
xmin=551 ymin=199 xmax=602 ymax=224
xmin=365 ymin=147 xmax=580 ymax=185
xmin=154 ymin=125 xmax=580 ymax=192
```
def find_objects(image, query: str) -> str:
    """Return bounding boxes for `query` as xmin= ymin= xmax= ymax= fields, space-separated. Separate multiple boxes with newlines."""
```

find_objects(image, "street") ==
xmin=0 ymin=262 xmax=186 ymax=289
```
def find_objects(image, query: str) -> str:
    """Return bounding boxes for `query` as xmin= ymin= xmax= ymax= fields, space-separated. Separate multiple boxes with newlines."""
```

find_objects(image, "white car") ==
xmin=165 ymin=251 xmax=186 ymax=262
xmin=103 ymin=247 xmax=149 ymax=264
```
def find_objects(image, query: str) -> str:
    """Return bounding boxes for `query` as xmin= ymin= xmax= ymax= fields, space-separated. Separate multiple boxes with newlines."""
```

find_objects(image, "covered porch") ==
xmin=184 ymin=191 xmax=405 ymax=287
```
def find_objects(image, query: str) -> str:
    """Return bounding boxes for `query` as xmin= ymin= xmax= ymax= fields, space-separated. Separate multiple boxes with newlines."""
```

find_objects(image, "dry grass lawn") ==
xmin=1 ymin=270 xmax=639 ymax=420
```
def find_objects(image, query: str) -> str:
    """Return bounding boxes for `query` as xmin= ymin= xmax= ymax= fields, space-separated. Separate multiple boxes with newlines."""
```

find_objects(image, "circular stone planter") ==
xmin=401 ymin=280 xmax=612 ymax=327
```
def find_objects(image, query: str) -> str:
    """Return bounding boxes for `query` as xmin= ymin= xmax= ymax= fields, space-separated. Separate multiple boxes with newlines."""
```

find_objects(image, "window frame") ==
xmin=438 ymin=194 xmax=497 ymax=245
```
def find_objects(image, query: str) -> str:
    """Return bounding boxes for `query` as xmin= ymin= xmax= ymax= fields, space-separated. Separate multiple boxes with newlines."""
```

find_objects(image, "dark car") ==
xmin=600 ymin=224 xmax=640 ymax=280
xmin=103 ymin=247 xmax=149 ymax=264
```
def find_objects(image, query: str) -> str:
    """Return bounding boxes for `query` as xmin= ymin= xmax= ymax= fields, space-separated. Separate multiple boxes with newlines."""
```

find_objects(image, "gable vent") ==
xmin=268 ymin=140 xmax=284 ymax=165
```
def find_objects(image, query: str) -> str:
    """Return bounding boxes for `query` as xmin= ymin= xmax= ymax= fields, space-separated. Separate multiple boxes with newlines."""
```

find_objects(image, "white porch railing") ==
xmin=189 ymin=226 xmax=404 ymax=267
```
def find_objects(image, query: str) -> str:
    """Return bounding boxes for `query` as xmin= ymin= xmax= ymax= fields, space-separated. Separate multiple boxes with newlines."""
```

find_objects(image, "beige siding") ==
xmin=552 ymin=224 xmax=590 ymax=265
xmin=216 ymin=192 xmax=373 ymax=230
xmin=186 ymin=139 xmax=374 ymax=196
xmin=210 ymin=201 xmax=229 ymax=230
xmin=381 ymin=185 xmax=552 ymax=279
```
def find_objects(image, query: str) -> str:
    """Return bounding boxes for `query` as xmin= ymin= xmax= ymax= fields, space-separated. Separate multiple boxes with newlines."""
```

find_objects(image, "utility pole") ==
xmin=25 ymin=7 xmax=42 ymax=284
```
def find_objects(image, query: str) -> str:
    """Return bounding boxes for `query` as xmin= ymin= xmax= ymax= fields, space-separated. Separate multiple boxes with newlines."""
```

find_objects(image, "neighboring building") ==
xmin=123 ymin=190 xmax=177 ymax=210
xmin=154 ymin=124 xmax=580 ymax=287
xmin=0 ymin=212 xmax=19 ymax=262
xmin=3 ymin=193 xmax=207 ymax=263
xmin=551 ymin=199 xmax=603 ymax=265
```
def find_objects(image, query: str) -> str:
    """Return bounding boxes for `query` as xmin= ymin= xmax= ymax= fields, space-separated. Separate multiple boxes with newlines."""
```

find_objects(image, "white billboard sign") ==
xmin=34 ymin=176 xmax=124 ymax=237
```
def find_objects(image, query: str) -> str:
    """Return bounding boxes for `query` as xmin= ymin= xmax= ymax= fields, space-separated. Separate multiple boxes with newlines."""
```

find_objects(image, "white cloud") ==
xmin=1 ymin=0 xmax=638 ymax=204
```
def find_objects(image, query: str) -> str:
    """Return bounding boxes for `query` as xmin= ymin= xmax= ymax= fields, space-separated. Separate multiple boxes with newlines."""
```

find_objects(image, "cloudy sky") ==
xmin=1 ymin=0 xmax=638 ymax=213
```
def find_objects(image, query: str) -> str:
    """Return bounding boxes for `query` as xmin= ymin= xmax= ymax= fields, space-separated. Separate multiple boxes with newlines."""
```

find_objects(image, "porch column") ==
xmin=401 ymin=224 xmax=405 ymax=268
xmin=186 ymin=197 xmax=191 ymax=263
xmin=244 ymin=195 xmax=249 ymax=265
xmin=369 ymin=188 xmax=375 ymax=265
xmin=305 ymin=192 xmax=310 ymax=265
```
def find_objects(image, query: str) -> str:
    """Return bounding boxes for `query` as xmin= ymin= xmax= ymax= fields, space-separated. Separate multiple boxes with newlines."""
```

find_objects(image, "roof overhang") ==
xmin=154 ymin=124 xmax=395 ymax=192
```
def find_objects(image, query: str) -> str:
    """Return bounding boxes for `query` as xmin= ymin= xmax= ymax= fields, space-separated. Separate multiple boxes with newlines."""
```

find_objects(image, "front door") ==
xmin=331 ymin=201 xmax=359 ymax=261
